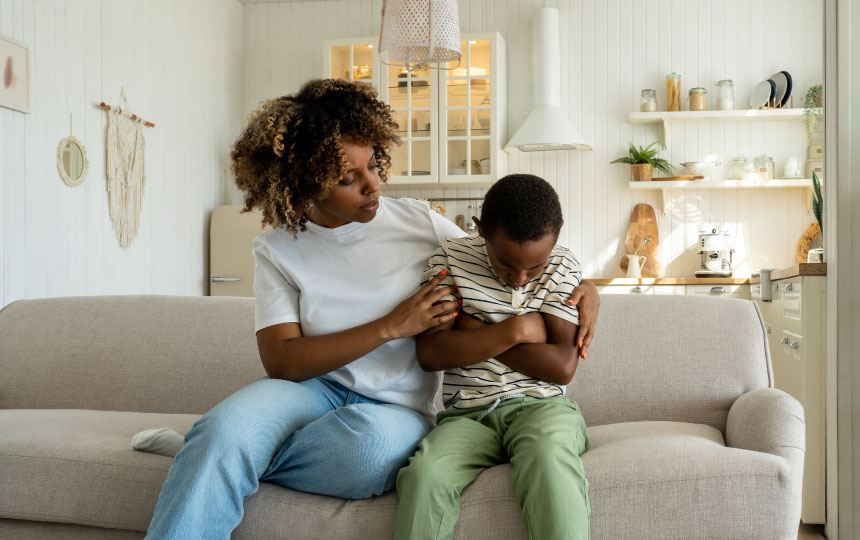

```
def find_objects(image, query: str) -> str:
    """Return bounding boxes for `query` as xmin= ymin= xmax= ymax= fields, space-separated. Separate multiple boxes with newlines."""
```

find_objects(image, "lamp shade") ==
xmin=379 ymin=0 xmax=461 ymax=68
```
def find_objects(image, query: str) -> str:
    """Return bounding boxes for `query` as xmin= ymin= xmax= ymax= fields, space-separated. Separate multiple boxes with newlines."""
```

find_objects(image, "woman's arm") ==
xmin=257 ymin=272 xmax=458 ymax=381
xmin=566 ymin=279 xmax=600 ymax=358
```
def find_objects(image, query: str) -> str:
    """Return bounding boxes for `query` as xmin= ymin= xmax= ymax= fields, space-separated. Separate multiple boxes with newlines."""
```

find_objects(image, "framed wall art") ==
xmin=0 ymin=34 xmax=29 ymax=113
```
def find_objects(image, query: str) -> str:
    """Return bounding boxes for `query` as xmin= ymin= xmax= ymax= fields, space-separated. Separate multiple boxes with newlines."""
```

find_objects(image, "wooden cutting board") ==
xmin=620 ymin=204 xmax=662 ymax=277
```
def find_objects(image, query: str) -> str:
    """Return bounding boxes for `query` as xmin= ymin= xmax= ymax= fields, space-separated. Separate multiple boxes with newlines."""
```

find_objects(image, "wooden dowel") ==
xmin=98 ymin=102 xmax=155 ymax=128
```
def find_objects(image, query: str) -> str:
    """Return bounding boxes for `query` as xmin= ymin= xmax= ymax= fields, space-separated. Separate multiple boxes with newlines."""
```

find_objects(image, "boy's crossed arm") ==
xmin=415 ymin=311 xmax=580 ymax=385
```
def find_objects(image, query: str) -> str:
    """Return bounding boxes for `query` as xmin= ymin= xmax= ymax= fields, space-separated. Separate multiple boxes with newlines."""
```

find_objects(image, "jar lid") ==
xmin=665 ymin=72 xmax=681 ymax=79
xmin=716 ymin=79 xmax=734 ymax=85
xmin=689 ymin=87 xmax=708 ymax=94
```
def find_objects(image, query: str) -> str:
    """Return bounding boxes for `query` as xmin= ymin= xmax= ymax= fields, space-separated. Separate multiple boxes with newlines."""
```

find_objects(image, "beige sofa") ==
xmin=0 ymin=294 xmax=804 ymax=539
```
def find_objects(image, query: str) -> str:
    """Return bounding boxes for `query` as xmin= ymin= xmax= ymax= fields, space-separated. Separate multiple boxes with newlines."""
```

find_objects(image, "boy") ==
xmin=394 ymin=174 xmax=590 ymax=540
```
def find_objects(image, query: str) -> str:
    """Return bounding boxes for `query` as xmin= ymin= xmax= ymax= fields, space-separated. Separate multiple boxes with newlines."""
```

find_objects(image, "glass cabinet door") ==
xmin=441 ymin=39 xmax=492 ymax=182
xmin=382 ymin=64 xmax=438 ymax=184
xmin=324 ymin=39 xmax=377 ymax=89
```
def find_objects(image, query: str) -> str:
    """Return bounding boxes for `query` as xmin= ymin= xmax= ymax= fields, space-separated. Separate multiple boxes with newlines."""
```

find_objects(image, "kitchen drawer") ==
xmin=685 ymin=284 xmax=751 ymax=299
xmin=780 ymin=280 xmax=802 ymax=334
xmin=597 ymin=285 xmax=686 ymax=295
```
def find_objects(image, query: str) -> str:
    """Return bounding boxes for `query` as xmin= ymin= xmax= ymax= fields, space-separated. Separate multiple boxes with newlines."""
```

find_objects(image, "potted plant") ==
xmin=610 ymin=142 xmax=673 ymax=181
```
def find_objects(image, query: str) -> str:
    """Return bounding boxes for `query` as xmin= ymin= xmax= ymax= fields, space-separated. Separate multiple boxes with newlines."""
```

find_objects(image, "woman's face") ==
xmin=308 ymin=137 xmax=381 ymax=228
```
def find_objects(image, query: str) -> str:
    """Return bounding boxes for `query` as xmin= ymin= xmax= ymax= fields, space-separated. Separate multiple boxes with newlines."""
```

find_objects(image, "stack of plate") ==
xmin=749 ymin=71 xmax=793 ymax=109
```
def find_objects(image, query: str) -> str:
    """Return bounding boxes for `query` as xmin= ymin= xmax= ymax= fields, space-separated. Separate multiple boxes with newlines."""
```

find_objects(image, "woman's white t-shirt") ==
xmin=252 ymin=197 xmax=465 ymax=419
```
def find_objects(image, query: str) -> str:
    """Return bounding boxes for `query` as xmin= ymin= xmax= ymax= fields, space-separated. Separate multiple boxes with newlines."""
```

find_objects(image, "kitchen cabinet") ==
xmin=324 ymin=34 xmax=507 ymax=185
xmin=596 ymin=285 xmax=685 ymax=295
xmin=754 ymin=276 xmax=826 ymax=524
xmin=323 ymin=38 xmax=379 ymax=88
xmin=684 ymin=283 xmax=751 ymax=300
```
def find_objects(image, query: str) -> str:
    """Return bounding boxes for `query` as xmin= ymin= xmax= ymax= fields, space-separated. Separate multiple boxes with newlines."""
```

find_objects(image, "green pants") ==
xmin=394 ymin=396 xmax=590 ymax=540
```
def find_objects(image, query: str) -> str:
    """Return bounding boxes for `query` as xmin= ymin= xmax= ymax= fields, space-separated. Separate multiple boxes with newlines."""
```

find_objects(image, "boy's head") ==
xmin=475 ymin=174 xmax=564 ymax=289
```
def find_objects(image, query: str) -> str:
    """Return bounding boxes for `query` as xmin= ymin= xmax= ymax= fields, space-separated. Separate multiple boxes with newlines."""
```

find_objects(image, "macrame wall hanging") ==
xmin=98 ymin=88 xmax=155 ymax=248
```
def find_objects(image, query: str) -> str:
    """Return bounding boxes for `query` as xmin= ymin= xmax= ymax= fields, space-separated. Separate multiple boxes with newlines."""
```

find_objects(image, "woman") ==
xmin=144 ymin=79 xmax=600 ymax=539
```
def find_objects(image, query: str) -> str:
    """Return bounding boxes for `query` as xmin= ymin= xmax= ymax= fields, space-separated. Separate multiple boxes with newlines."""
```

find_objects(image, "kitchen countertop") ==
xmin=749 ymin=263 xmax=827 ymax=283
xmin=590 ymin=278 xmax=750 ymax=285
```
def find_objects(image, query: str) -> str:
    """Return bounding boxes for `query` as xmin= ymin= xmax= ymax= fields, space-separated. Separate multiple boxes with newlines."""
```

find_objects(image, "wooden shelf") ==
xmin=630 ymin=178 xmax=814 ymax=215
xmin=628 ymin=108 xmax=818 ymax=150
xmin=629 ymin=108 xmax=812 ymax=123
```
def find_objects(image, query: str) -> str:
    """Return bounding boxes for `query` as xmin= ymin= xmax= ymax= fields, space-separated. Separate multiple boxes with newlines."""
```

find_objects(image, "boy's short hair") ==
xmin=479 ymin=174 xmax=563 ymax=242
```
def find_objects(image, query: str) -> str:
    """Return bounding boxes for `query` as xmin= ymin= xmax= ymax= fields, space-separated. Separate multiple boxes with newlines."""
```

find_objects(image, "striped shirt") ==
xmin=422 ymin=233 xmax=582 ymax=410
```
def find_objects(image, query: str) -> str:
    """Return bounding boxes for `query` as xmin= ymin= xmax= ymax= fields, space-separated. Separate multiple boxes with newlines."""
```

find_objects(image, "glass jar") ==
xmin=688 ymin=87 xmax=708 ymax=111
xmin=716 ymin=79 xmax=735 ymax=110
xmin=729 ymin=155 xmax=750 ymax=180
xmin=754 ymin=154 xmax=775 ymax=180
xmin=640 ymin=89 xmax=657 ymax=112
xmin=665 ymin=73 xmax=682 ymax=111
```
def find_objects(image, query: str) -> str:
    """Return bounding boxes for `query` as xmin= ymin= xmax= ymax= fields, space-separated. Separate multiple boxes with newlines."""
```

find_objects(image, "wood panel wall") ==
xmin=0 ymin=0 xmax=244 ymax=309
xmin=240 ymin=0 xmax=824 ymax=278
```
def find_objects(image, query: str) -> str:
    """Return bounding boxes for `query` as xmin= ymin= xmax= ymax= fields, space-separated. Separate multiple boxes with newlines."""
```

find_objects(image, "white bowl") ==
xmin=680 ymin=161 xmax=721 ymax=176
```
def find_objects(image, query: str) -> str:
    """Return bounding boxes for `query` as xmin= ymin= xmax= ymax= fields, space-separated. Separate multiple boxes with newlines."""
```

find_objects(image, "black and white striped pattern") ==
xmin=422 ymin=234 xmax=582 ymax=410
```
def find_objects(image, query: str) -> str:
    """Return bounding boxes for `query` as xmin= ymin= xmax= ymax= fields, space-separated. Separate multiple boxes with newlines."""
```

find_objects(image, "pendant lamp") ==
xmin=379 ymin=0 xmax=461 ymax=72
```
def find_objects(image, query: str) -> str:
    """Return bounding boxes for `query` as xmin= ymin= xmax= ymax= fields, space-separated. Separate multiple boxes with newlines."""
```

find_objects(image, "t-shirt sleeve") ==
xmin=429 ymin=208 xmax=467 ymax=242
xmin=252 ymin=237 xmax=301 ymax=333
xmin=420 ymin=243 xmax=457 ymax=302
xmin=539 ymin=254 xmax=582 ymax=325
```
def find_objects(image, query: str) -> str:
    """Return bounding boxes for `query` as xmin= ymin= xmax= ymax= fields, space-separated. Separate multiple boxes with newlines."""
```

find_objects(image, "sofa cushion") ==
xmin=0 ymin=410 xmax=197 ymax=531
xmin=0 ymin=411 xmax=796 ymax=539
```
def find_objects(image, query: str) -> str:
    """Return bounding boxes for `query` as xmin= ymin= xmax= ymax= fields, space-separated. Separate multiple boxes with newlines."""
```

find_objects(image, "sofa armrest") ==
xmin=726 ymin=387 xmax=805 ymax=491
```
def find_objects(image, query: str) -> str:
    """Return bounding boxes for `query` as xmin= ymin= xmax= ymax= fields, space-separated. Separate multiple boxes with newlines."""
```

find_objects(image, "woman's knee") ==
xmin=332 ymin=404 xmax=429 ymax=464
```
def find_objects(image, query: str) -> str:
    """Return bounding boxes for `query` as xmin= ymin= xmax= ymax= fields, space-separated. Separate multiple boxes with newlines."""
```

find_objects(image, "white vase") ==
xmin=626 ymin=254 xmax=647 ymax=278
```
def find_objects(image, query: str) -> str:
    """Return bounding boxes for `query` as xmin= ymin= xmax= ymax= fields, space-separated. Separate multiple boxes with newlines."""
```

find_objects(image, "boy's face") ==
xmin=479 ymin=225 xmax=557 ymax=289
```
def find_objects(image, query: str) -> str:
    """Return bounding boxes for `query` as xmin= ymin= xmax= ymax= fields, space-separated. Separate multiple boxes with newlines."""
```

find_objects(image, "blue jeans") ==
xmin=144 ymin=377 xmax=431 ymax=540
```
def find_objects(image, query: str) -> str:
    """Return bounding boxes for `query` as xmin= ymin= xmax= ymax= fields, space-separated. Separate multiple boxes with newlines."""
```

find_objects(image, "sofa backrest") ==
xmin=0 ymin=294 xmax=771 ymax=431
xmin=0 ymin=295 xmax=265 ymax=415
xmin=567 ymin=294 xmax=771 ymax=433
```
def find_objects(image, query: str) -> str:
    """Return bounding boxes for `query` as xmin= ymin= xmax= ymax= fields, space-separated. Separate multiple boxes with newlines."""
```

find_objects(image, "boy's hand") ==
xmin=566 ymin=279 xmax=600 ymax=359
xmin=512 ymin=312 xmax=547 ymax=344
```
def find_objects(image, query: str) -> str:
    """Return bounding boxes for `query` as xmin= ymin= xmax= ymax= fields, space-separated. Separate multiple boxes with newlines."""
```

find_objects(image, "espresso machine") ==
xmin=695 ymin=229 xmax=736 ymax=278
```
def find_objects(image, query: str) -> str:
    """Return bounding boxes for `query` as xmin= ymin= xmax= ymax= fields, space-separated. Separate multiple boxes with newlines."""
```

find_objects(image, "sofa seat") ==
xmin=1 ymin=410 xmax=793 ymax=539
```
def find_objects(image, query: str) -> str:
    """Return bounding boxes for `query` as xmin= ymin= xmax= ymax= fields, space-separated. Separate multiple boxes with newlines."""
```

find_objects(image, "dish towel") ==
xmin=106 ymin=88 xmax=146 ymax=248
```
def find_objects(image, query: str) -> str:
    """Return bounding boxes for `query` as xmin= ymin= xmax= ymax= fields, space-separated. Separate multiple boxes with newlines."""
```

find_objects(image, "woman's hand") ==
xmin=566 ymin=279 xmax=600 ymax=358
xmin=381 ymin=270 xmax=459 ymax=340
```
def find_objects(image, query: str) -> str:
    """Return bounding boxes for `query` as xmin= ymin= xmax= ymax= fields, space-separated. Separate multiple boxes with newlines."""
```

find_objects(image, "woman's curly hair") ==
xmin=231 ymin=79 xmax=400 ymax=235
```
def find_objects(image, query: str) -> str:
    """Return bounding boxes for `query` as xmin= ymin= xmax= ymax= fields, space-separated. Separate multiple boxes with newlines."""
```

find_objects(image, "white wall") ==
xmin=240 ymin=0 xmax=823 ymax=278
xmin=0 ymin=0 xmax=244 ymax=309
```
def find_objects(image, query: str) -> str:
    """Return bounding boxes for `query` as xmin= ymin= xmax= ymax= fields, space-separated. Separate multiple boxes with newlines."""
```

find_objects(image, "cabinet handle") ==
xmin=755 ymin=285 xmax=760 ymax=292
xmin=766 ymin=326 xmax=772 ymax=334
xmin=780 ymin=337 xmax=790 ymax=345
xmin=632 ymin=286 xmax=643 ymax=294
xmin=784 ymin=283 xmax=793 ymax=292
xmin=211 ymin=277 xmax=241 ymax=282
xmin=710 ymin=286 xmax=726 ymax=293
xmin=790 ymin=341 xmax=800 ymax=350
xmin=772 ymin=284 xmax=779 ymax=292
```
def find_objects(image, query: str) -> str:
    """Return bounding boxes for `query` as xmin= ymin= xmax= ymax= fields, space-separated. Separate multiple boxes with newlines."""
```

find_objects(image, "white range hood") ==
xmin=505 ymin=7 xmax=591 ymax=152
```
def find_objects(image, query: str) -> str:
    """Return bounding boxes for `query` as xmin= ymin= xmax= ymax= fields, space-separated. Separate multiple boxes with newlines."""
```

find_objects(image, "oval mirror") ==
xmin=57 ymin=135 xmax=89 ymax=187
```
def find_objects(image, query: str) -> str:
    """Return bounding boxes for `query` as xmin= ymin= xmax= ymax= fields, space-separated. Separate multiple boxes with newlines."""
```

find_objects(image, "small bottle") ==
xmin=688 ymin=87 xmax=708 ymax=111
xmin=716 ymin=79 xmax=735 ymax=110
xmin=640 ymin=89 xmax=657 ymax=112
xmin=665 ymin=73 xmax=682 ymax=111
